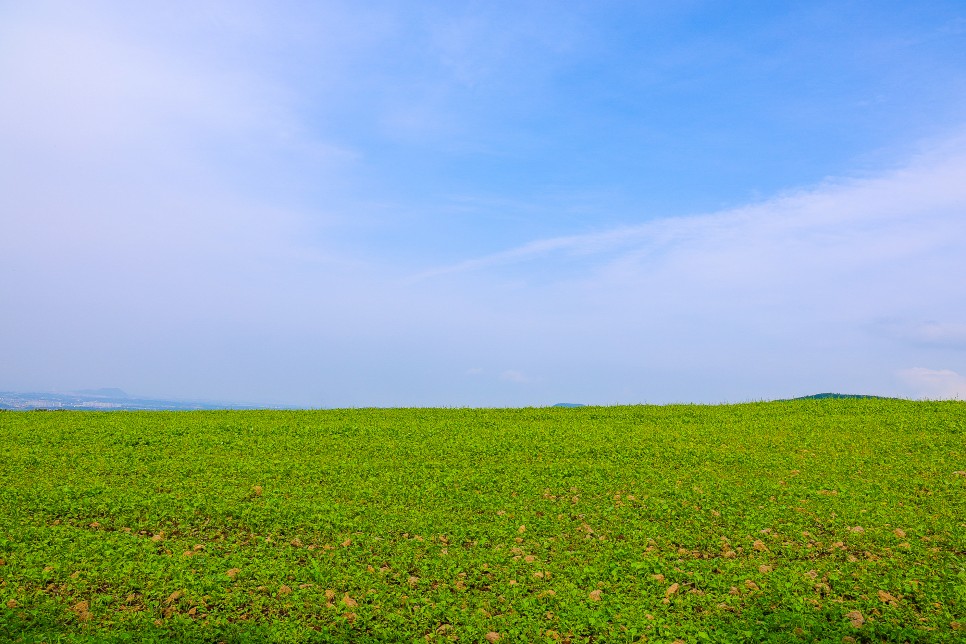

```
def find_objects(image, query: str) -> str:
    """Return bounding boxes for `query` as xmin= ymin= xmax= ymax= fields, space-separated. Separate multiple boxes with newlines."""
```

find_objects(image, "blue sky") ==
xmin=2 ymin=0 xmax=966 ymax=406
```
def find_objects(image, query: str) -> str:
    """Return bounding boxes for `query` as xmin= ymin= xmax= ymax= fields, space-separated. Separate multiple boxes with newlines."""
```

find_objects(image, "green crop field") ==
xmin=1 ymin=401 xmax=964 ymax=643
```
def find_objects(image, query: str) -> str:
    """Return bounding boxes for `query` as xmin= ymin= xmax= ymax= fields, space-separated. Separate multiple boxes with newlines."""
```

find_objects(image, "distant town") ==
xmin=0 ymin=389 xmax=257 ymax=411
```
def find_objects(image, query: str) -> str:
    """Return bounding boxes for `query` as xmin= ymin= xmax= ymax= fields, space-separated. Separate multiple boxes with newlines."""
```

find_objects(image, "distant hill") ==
xmin=552 ymin=403 xmax=586 ymax=408
xmin=787 ymin=393 xmax=888 ymax=401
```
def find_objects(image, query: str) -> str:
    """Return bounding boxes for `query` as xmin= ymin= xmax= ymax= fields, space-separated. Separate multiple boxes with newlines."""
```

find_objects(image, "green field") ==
xmin=1 ymin=401 xmax=964 ymax=642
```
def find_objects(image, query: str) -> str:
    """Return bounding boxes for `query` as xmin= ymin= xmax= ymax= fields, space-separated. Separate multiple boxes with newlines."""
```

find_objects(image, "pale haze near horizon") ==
xmin=2 ymin=1 xmax=966 ymax=407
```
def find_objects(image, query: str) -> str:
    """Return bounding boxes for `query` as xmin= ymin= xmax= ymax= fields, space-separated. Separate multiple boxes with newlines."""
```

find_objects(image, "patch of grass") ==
xmin=1 ymin=401 xmax=964 ymax=642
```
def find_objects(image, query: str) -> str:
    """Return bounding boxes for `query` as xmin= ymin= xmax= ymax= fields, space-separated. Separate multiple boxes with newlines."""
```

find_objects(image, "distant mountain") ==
xmin=0 ymin=391 xmax=259 ymax=411
xmin=552 ymin=403 xmax=586 ymax=408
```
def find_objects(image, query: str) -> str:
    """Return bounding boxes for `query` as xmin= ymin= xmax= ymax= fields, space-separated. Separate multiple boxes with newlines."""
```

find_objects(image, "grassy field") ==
xmin=1 ymin=401 xmax=964 ymax=642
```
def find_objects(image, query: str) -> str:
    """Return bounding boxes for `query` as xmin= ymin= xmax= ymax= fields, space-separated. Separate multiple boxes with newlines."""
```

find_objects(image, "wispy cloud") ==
xmin=416 ymin=140 xmax=966 ymax=284
xmin=500 ymin=370 xmax=534 ymax=384
xmin=898 ymin=368 xmax=966 ymax=399
xmin=400 ymin=138 xmax=966 ymax=403
xmin=876 ymin=319 xmax=966 ymax=351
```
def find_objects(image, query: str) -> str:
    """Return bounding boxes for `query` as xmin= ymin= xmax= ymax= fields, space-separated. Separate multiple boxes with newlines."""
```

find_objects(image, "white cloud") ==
xmin=905 ymin=322 xmax=966 ymax=349
xmin=500 ymin=370 xmax=532 ymax=384
xmin=0 ymin=2 xmax=359 ymax=295
xmin=0 ymin=6 xmax=293 ymax=155
xmin=897 ymin=368 xmax=966 ymax=399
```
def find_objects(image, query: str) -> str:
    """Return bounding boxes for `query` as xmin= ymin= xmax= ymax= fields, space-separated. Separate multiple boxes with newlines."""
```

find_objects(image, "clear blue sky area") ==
xmin=2 ymin=1 xmax=966 ymax=406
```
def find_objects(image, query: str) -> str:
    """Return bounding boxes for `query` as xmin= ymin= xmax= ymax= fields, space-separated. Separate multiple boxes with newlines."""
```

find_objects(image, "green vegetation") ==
xmin=786 ymin=394 xmax=889 ymax=401
xmin=1 ymin=401 xmax=964 ymax=642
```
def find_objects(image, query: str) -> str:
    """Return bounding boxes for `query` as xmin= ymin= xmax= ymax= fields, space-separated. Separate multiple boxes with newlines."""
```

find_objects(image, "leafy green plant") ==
xmin=0 ymin=401 xmax=963 ymax=641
